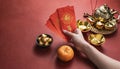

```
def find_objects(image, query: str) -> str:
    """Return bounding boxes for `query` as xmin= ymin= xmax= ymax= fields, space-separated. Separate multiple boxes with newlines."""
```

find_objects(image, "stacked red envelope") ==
xmin=46 ymin=6 xmax=77 ymax=41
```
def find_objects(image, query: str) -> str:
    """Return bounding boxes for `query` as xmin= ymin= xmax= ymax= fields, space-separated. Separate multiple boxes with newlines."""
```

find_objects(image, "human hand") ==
xmin=63 ymin=28 xmax=90 ymax=52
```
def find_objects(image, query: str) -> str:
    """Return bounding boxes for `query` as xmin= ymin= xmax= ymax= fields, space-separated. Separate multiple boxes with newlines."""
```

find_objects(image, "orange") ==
xmin=57 ymin=45 xmax=74 ymax=62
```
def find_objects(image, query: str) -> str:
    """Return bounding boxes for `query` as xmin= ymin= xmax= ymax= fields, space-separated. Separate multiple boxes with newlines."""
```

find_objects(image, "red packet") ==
xmin=50 ymin=11 xmax=67 ymax=40
xmin=57 ymin=6 xmax=77 ymax=32
xmin=45 ymin=19 xmax=59 ymax=35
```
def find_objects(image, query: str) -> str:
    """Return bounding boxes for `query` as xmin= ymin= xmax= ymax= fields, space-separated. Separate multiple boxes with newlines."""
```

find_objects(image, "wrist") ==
xmin=81 ymin=42 xmax=92 ymax=53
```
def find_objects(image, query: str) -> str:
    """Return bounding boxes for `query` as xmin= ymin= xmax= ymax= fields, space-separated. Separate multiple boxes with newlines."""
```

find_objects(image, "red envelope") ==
xmin=45 ymin=19 xmax=59 ymax=35
xmin=57 ymin=6 xmax=77 ymax=32
xmin=46 ymin=19 xmax=67 ymax=41
xmin=50 ymin=11 xmax=67 ymax=40
xmin=46 ymin=6 xmax=77 ymax=41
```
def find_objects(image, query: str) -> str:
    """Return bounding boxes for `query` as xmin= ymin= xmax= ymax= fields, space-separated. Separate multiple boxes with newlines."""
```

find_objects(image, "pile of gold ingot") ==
xmin=88 ymin=34 xmax=105 ymax=46
xmin=80 ymin=4 xmax=119 ymax=46
xmin=84 ymin=4 xmax=118 ymax=31
xmin=37 ymin=34 xmax=53 ymax=47
xmin=87 ymin=16 xmax=117 ymax=31
xmin=77 ymin=19 xmax=106 ymax=46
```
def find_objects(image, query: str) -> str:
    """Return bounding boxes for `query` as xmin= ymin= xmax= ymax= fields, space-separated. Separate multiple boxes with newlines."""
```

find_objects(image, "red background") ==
xmin=0 ymin=0 xmax=120 ymax=69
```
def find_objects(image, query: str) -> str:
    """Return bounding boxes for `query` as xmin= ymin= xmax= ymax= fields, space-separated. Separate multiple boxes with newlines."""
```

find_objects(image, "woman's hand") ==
xmin=63 ymin=29 xmax=120 ymax=69
xmin=63 ymin=28 xmax=89 ymax=52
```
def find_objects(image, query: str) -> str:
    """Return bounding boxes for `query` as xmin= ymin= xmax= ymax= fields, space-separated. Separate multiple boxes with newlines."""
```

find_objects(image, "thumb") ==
xmin=63 ymin=30 xmax=75 ymax=38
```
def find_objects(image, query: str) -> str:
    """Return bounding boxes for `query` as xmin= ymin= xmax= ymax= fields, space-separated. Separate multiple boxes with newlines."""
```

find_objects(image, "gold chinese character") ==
xmin=67 ymin=25 xmax=72 ymax=31
xmin=64 ymin=14 xmax=71 ymax=21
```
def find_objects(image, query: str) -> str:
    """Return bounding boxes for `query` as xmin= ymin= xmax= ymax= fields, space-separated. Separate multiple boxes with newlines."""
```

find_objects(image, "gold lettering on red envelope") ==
xmin=57 ymin=6 xmax=77 ymax=32
xmin=63 ymin=13 xmax=71 ymax=23
xmin=67 ymin=25 xmax=72 ymax=31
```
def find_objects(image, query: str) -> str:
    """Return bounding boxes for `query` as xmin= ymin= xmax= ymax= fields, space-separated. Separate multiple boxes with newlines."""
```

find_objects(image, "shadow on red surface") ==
xmin=33 ymin=44 xmax=52 ymax=56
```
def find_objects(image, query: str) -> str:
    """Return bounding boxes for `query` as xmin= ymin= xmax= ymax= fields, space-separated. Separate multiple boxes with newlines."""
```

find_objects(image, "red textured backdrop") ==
xmin=0 ymin=0 xmax=120 ymax=69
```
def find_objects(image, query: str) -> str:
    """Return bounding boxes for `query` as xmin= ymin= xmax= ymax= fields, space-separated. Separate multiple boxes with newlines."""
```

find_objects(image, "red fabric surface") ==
xmin=0 ymin=0 xmax=120 ymax=69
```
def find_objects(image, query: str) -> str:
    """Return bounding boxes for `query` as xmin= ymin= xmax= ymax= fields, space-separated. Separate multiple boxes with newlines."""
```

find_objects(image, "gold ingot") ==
xmin=43 ymin=37 xmax=49 ymax=42
xmin=44 ymin=42 xmax=49 ymax=46
xmin=105 ymin=22 xmax=116 ymax=30
xmin=37 ymin=37 xmax=41 ymax=40
xmin=42 ymin=34 xmax=47 ymax=38
xmin=39 ymin=41 xmax=44 ymax=46
xmin=88 ymin=34 xmax=105 ymax=46
xmin=77 ymin=20 xmax=91 ymax=32
xmin=87 ymin=16 xmax=96 ymax=25
xmin=48 ymin=38 xmax=52 ymax=42
xmin=98 ymin=17 xmax=106 ymax=22
xmin=95 ymin=21 xmax=104 ymax=30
